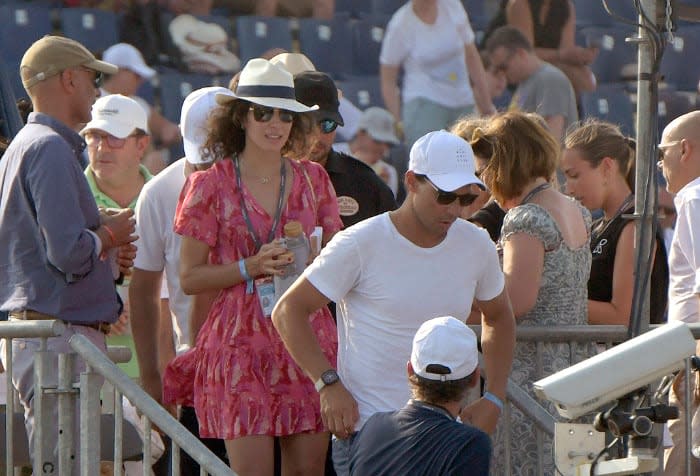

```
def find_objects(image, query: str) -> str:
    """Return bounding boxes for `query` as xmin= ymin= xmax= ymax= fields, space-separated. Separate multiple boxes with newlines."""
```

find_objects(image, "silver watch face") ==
xmin=322 ymin=370 xmax=339 ymax=385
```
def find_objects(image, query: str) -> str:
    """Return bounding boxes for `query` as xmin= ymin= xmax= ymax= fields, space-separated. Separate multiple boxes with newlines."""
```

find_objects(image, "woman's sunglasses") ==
xmin=249 ymin=105 xmax=295 ymax=123
xmin=424 ymin=177 xmax=479 ymax=207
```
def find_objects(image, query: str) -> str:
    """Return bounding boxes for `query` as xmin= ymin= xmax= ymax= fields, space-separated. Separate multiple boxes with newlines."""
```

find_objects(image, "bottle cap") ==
xmin=283 ymin=221 xmax=303 ymax=238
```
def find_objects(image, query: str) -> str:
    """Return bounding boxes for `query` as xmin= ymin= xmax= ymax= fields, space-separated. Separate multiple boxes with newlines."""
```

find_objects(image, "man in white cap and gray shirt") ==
xmin=102 ymin=43 xmax=182 ymax=172
xmin=273 ymin=130 xmax=515 ymax=475
xmin=348 ymin=316 xmax=491 ymax=475
xmin=129 ymin=86 xmax=233 ymax=474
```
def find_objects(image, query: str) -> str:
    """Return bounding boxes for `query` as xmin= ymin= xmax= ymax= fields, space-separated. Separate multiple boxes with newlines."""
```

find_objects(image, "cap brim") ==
xmin=131 ymin=63 xmax=157 ymax=79
xmin=80 ymin=119 xmax=135 ymax=138
xmin=85 ymin=59 xmax=119 ymax=76
xmin=216 ymin=92 xmax=319 ymax=113
xmin=368 ymin=130 xmax=399 ymax=145
xmin=429 ymin=173 xmax=486 ymax=192
xmin=183 ymin=137 xmax=213 ymax=165
xmin=317 ymin=109 xmax=344 ymax=126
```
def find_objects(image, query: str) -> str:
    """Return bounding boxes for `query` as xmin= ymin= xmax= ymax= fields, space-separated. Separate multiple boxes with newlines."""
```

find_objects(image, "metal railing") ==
xmin=0 ymin=320 xmax=235 ymax=476
xmin=3 ymin=320 xmax=699 ymax=475
xmin=468 ymin=323 xmax=700 ymax=476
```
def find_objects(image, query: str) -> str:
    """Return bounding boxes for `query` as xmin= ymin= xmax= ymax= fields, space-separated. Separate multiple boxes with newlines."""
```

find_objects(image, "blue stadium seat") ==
xmin=573 ymin=0 xmax=638 ymax=27
xmin=580 ymin=84 xmax=635 ymax=136
xmin=371 ymin=0 xmax=404 ymax=17
xmin=0 ymin=5 xmax=53 ymax=63
xmin=463 ymin=0 xmax=488 ymax=30
xmin=337 ymin=0 xmax=372 ymax=18
xmin=235 ymin=16 xmax=292 ymax=65
xmin=158 ymin=71 xmax=218 ymax=123
xmin=2 ymin=61 xmax=25 ymax=101
xmin=59 ymin=8 xmax=119 ymax=54
xmin=660 ymin=26 xmax=700 ymax=91
xmin=578 ymin=26 xmax=637 ymax=84
xmin=298 ymin=17 xmax=353 ymax=77
xmin=337 ymin=75 xmax=384 ymax=110
xmin=351 ymin=16 xmax=389 ymax=76
xmin=657 ymin=89 xmax=696 ymax=137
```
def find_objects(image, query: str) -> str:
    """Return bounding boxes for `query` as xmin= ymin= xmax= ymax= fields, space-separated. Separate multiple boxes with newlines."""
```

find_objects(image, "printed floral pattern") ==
xmin=163 ymin=158 xmax=342 ymax=439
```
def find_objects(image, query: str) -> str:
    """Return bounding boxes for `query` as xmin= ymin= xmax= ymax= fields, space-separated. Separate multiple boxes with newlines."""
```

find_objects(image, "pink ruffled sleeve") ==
xmin=174 ymin=167 xmax=220 ymax=248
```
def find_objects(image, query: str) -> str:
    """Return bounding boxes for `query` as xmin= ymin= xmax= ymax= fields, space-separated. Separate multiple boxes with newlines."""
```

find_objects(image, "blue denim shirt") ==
xmin=0 ymin=113 xmax=120 ymax=324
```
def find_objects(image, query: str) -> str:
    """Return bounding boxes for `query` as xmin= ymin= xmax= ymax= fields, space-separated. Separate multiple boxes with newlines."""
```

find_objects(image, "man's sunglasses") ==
xmin=424 ymin=177 xmax=479 ymax=207
xmin=79 ymin=68 xmax=104 ymax=89
xmin=84 ymin=131 xmax=143 ymax=149
xmin=249 ymin=105 xmax=295 ymax=123
xmin=319 ymin=118 xmax=339 ymax=134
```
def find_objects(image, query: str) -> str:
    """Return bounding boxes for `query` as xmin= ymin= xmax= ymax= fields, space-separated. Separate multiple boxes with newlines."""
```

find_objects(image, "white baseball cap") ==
xmin=81 ymin=94 xmax=148 ymax=138
xmin=103 ymin=43 xmax=156 ymax=80
xmin=181 ymin=86 xmax=233 ymax=164
xmin=411 ymin=316 xmax=479 ymax=382
xmin=409 ymin=130 xmax=484 ymax=192
xmin=357 ymin=107 xmax=399 ymax=145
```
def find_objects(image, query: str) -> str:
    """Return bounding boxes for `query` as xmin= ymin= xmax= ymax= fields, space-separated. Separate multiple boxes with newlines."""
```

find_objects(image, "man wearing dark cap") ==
xmin=293 ymin=71 xmax=396 ymax=228
xmin=0 ymin=36 xmax=137 ymax=475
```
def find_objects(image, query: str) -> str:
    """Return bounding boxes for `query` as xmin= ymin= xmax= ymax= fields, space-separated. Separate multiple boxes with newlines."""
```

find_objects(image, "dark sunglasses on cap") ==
xmin=249 ymin=104 xmax=295 ymax=123
xmin=319 ymin=118 xmax=339 ymax=134
xmin=423 ymin=176 xmax=479 ymax=207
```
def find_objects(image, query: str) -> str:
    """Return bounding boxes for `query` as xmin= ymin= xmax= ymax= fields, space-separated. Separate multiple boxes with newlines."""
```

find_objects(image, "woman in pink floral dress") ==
xmin=166 ymin=59 xmax=342 ymax=475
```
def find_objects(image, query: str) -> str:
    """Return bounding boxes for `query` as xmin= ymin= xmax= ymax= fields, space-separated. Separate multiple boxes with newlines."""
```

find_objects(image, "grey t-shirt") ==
xmin=514 ymin=62 xmax=578 ymax=138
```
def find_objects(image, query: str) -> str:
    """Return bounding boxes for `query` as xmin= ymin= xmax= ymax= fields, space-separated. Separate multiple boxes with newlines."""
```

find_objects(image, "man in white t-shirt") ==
xmin=272 ymin=130 xmax=515 ymax=475
xmin=659 ymin=111 xmax=700 ymax=475
xmin=129 ymin=86 xmax=233 ymax=474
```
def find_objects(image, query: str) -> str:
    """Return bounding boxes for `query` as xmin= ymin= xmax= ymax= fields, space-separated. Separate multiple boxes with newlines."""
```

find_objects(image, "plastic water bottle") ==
xmin=273 ymin=221 xmax=310 ymax=299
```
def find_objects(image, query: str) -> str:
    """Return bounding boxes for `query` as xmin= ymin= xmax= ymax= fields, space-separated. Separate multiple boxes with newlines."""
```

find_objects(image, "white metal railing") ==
xmin=0 ymin=320 xmax=234 ymax=476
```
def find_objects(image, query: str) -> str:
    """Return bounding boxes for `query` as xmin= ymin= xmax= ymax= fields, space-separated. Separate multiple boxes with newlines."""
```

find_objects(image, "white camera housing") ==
xmin=533 ymin=321 xmax=696 ymax=419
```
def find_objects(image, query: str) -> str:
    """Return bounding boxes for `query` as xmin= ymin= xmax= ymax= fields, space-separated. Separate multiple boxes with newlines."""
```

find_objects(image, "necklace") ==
xmin=520 ymin=182 xmax=551 ymax=205
xmin=593 ymin=194 xmax=634 ymax=239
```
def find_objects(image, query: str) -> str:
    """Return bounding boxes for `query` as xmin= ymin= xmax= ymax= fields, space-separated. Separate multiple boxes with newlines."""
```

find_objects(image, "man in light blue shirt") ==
xmin=0 ymin=36 xmax=137 ymax=475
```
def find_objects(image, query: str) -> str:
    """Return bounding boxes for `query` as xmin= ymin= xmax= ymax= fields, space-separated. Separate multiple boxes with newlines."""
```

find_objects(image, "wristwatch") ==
xmin=314 ymin=369 xmax=340 ymax=392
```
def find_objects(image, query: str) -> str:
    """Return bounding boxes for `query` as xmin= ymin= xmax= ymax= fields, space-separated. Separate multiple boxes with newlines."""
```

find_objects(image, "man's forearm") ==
xmin=481 ymin=309 xmax=516 ymax=399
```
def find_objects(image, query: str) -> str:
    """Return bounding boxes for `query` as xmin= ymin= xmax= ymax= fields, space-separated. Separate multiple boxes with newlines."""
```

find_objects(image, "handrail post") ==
xmin=33 ymin=337 xmax=49 ymax=474
xmin=57 ymin=352 xmax=76 ymax=475
xmin=79 ymin=363 xmax=102 ymax=476
xmin=4 ymin=337 xmax=13 ymax=475
xmin=114 ymin=390 xmax=123 ymax=476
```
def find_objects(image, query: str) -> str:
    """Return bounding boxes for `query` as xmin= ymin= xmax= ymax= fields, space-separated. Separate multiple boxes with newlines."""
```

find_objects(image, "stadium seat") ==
xmin=158 ymin=72 xmax=218 ymax=123
xmin=337 ymin=0 xmax=372 ymax=18
xmin=59 ymin=8 xmax=119 ymax=55
xmin=657 ymin=88 xmax=696 ymax=137
xmin=660 ymin=26 xmax=700 ymax=91
xmin=2 ymin=61 xmax=26 ymax=102
xmin=235 ymin=16 xmax=292 ymax=65
xmin=337 ymin=75 xmax=384 ymax=110
xmin=298 ymin=17 xmax=353 ymax=77
xmin=462 ymin=0 xmax=488 ymax=30
xmin=578 ymin=26 xmax=637 ymax=84
xmin=0 ymin=5 xmax=53 ymax=63
xmin=371 ymin=0 xmax=404 ymax=17
xmin=579 ymin=84 xmax=635 ymax=136
xmin=350 ymin=16 xmax=389 ymax=76
xmin=573 ymin=0 xmax=638 ymax=27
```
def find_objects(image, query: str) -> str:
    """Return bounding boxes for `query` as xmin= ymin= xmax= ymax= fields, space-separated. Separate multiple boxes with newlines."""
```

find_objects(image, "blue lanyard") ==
xmin=233 ymin=155 xmax=287 ymax=253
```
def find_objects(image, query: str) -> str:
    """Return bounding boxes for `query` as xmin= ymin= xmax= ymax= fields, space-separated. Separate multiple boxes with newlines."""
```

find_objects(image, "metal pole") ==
xmin=5 ymin=338 xmax=13 ymax=476
xmin=57 ymin=353 xmax=76 ymax=475
xmin=632 ymin=0 xmax=658 ymax=338
xmin=79 ymin=363 xmax=102 ymax=476
xmin=114 ymin=390 xmax=123 ymax=476
xmin=33 ymin=337 xmax=48 ymax=475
